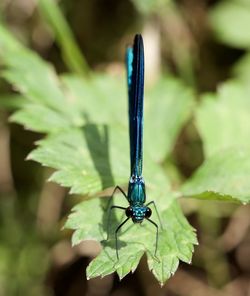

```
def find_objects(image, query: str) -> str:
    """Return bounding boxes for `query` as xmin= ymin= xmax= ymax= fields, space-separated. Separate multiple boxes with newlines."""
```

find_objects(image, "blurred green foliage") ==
xmin=0 ymin=0 xmax=250 ymax=293
xmin=0 ymin=198 xmax=50 ymax=295
xmin=131 ymin=0 xmax=171 ymax=15
xmin=209 ymin=0 xmax=250 ymax=49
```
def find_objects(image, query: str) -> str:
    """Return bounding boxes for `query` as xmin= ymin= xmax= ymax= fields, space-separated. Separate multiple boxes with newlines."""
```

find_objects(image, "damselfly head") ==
xmin=125 ymin=205 xmax=152 ymax=223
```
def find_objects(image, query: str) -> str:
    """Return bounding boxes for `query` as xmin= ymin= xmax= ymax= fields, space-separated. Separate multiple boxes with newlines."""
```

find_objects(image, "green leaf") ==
xmin=0 ymin=24 xmax=197 ymax=284
xmin=65 ymin=194 xmax=197 ymax=285
xmin=10 ymin=104 xmax=75 ymax=132
xmin=182 ymin=148 xmax=250 ymax=204
xmin=196 ymin=81 xmax=250 ymax=158
xmin=28 ymin=123 xmax=172 ymax=197
xmin=0 ymin=27 xmax=84 ymax=130
xmin=189 ymin=80 xmax=250 ymax=204
xmin=209 ymin=0 xmax=250 ymax=49
xmin=61 ymin=74 xmax=127 ymax=126
xmin=28 ymin=126 xmax=129 ymax=195
xmin=0 ymin=94 xmax=25 ymax=110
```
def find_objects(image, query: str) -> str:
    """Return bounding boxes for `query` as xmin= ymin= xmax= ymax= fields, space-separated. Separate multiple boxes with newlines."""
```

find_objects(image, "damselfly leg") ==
xmin=146 ymin=201 xmax=163 ymax=230
xmin=146 ymin=218 xmax=159 ymax=258
xmin=106 ymin=186 xmax=127 ymax=240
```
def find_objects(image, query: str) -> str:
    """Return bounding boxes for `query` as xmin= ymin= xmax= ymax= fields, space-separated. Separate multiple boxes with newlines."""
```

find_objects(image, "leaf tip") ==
xmin=47 ymin=176 xmax=53 ymax=182
xmin=25 ymin=153 xmax=32 ymax=161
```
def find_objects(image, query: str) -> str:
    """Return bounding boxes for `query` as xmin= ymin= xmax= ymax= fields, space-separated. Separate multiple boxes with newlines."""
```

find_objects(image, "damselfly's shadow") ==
xmin=83 ymin=120 xmax=126 ymax=251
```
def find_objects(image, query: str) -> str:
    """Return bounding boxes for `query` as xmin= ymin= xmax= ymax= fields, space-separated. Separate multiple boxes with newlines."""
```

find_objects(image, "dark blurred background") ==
xmin=0 ymin=0 xmax=250 ymax=295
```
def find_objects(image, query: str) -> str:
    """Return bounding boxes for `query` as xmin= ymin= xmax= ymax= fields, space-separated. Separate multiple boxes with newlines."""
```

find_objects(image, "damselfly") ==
xmin=106 ymin=34 xmax=162 ymax=260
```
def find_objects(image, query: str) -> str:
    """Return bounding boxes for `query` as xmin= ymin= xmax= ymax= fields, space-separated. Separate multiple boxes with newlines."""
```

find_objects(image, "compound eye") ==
xmin=125 ymin=206 xmax=133 ymax=218
xmin=145 ymin=207 xmax=152 ymax=218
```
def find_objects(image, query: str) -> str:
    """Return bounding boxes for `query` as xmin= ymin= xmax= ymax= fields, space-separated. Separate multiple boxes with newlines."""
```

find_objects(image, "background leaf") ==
xmin=195 ymin=81 xmax=250 ymax=158
xmin=145 ymin=78 xmax=195 ymax=163
xmin=182 ymin=148 xmax=250 ymax=204
xmin=209 ymin=0 xmax=250 ymax=49
xmin=182 ymin=80 xmax=250 ymax=204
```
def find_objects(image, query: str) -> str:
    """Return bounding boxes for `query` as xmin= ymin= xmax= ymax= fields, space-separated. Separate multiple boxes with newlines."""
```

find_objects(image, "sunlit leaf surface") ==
xmin=65 ymin=194 xmax=197 ymax=285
